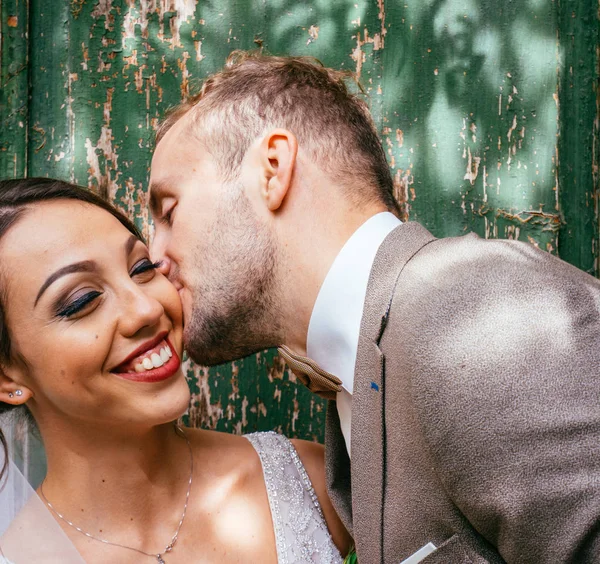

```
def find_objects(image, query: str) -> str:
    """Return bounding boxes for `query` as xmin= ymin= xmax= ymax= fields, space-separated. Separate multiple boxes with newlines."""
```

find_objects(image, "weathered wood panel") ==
xmin=0 ymin=0 xmax=28 ymax=178
xmin=0 ymin=0 xmax=598 ymax=445
xmin=557 ymin=0 xmax=599 ymax=274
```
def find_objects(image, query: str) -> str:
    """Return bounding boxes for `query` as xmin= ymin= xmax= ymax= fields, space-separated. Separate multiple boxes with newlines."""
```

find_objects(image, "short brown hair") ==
xmin=157 ymin=51 xmax=400 ymax=214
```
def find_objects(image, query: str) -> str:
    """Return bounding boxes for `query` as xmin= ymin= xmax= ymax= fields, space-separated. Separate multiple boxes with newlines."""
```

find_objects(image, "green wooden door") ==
xmin=1 ymin=1 xmax=598 ymax=469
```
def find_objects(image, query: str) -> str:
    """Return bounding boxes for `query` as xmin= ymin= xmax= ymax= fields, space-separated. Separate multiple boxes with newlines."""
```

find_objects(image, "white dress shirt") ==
xmin=306 ymin=212 xmax=401 ymax=456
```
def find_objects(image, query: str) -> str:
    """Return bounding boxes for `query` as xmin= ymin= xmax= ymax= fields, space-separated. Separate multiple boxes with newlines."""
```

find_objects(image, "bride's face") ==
xmin=0 ymin=199 xmax=190 ymax=430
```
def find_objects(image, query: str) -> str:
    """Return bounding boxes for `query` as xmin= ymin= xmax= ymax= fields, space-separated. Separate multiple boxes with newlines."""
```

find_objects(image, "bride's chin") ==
xmin=144 ymin=373 xmax=191 ymax=425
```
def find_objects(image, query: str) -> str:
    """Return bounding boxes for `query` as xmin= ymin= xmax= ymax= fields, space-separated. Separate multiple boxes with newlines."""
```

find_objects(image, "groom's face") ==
xmin=149 ymin=117 xmax=280 ymax=366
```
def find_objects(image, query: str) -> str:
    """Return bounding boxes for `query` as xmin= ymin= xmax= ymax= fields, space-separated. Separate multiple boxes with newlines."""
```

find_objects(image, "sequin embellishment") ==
xmin=245 ymin=432 xmax=343 ymax=564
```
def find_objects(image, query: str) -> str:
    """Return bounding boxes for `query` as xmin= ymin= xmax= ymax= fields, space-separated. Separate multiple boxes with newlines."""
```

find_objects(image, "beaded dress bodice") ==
xmin=245 ymin=432 xmax=343 ymax=564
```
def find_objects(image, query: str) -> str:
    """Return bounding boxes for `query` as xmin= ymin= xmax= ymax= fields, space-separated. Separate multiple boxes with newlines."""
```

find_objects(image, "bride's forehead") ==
xmin=1 ymin=200 xmax=129 ymax=259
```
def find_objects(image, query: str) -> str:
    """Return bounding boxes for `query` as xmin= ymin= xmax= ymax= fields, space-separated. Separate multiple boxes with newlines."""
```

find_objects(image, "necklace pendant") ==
xmin=157 ymin=556 xmax=166 ymax=564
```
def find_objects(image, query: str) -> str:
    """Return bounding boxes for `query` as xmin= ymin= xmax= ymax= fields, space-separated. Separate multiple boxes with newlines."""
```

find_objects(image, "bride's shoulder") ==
xmin=186 ymin=428 xmax=326 ymax=482
xmin=183 ymin=428 xmax=323 ymax=490
xmin=184 ymin=427 xmax=266 ymax=478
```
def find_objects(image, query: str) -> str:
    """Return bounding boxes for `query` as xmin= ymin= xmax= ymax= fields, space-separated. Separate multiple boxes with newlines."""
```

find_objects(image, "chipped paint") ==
xmin=194 ymin=40 xmax=204 ymax=62
xmin=376 ymin=0 xmax=386 ymax=49
xmin=91 ymin=0 xmax=114 ymax=30
xmin=184 ymin=360 xmax=224 ymax=430
xmin=307 ymin=25 xmax=319 ymax=45
xmin=556 ymin=0 xmax=599 ymax=274
xmin=2 ymin=0 xmax=598 ymax=445
xmin=1 ymin=0 xmax=29 ymax=178
xmin=464 ymin=147 xmax=481 ymax=185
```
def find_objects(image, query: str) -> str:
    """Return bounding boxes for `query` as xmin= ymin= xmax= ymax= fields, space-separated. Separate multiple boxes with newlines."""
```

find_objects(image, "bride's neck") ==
xmin=39 ymin=420 xmax=191 ymax=518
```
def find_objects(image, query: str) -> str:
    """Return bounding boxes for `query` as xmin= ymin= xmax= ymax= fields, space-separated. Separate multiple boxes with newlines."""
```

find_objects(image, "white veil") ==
xmin=0 ymin=414 xmax=85 ymax=563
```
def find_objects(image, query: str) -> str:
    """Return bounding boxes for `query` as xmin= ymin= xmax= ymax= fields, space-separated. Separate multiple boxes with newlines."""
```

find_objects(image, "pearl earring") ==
xmin=15 ymin=390 xmax=22 ymax=397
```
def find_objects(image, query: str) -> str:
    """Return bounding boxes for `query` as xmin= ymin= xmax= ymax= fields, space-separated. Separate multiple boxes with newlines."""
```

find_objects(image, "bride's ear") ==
xmin=0 ymin=367 xmax=32 ymax=406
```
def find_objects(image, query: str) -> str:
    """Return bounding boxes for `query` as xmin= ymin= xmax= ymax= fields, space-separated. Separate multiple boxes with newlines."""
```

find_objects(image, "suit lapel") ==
xmin=351 ymin=222 xmax=436 ymax=560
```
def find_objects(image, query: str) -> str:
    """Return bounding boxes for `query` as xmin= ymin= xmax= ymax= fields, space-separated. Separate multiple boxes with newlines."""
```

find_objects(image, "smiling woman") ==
xmin=0 ymin=178 xmax=350 ymax=563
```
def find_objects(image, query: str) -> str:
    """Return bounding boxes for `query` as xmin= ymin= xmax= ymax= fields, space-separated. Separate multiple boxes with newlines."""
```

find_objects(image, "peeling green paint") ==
xmin=557 ymin=0 xmax=599 ymax=275
xmin=0 ymin=0 xmax=29 ymax=178
xmin=0 ymin=0 xmax=598 ymax=443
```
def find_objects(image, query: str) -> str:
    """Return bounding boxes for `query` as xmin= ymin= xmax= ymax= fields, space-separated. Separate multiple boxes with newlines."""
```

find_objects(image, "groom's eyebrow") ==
xmin=148 ymin=181 xmax=168 ymax=216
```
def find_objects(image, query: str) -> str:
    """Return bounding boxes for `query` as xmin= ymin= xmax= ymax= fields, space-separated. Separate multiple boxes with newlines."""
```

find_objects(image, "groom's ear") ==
xmin=259 ymin=129 xmax=298 ymax=212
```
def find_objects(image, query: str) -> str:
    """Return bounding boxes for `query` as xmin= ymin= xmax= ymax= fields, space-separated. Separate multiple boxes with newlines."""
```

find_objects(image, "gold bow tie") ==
xmin=277 ymin=345 xmax=343 ymax=400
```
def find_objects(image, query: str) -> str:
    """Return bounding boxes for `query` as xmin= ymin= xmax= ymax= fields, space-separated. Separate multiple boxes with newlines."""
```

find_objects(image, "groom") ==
xmin=149 ymin=52 xmax=600 ymax=563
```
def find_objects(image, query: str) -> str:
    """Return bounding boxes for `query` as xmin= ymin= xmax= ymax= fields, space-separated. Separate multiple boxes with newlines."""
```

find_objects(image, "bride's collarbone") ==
xmin=62 ymin=430 xmax=277 ymax=563
xmin=68 ymin=490 xmax=278 ymax=564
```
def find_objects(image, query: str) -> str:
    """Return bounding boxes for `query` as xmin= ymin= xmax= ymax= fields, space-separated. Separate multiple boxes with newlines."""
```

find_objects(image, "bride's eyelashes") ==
xmin=54 ymin=259 xmax=163 ymax=319
xmin=56 ymin=290 xmax=103 ymax=318
xmin=130 ymin=258 xmax=163 ymax=279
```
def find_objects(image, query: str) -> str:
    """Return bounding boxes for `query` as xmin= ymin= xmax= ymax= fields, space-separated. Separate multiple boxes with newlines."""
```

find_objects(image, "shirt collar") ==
xmin=306 ymin=212 xmax=401 ymax=394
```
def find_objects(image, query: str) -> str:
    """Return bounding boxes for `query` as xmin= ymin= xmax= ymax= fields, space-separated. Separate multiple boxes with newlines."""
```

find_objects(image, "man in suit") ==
xmin=148 ymin=51 xmax=600 ymax=563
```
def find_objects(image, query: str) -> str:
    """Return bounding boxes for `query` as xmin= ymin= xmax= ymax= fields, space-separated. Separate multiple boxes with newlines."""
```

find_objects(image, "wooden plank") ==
xmin=557 ymin=0 xmax=600 ymax=274
xmin=0 ymin=0 xmax=29 ymax=178
xmin=379 ymin=1 xmax=561 ymax=253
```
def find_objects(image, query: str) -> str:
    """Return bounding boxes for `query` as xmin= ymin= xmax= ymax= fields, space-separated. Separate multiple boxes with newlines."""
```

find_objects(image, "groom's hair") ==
xmin=156 ymin=50 xmax=400 ymax=214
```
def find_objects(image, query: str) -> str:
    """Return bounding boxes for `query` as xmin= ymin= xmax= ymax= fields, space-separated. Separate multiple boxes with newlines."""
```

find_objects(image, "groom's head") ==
xmin=150 ymin=51 xmax=398 ymax=365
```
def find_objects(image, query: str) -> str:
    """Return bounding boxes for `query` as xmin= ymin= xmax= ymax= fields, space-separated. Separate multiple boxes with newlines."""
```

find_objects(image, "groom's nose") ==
xmin=150 ymin=232 xmax=168 ymax=267
xmin=156 ymin=256 xmax=172 ymax=278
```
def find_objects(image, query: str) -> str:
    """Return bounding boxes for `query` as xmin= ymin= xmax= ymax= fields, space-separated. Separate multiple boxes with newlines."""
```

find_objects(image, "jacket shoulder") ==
xmin=380 ymin=234 xmax=600 ymax=561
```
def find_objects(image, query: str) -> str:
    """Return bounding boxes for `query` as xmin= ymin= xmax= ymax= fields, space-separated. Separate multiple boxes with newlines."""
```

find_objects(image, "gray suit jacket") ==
xmin=325 ymin=222 xmax=600 ymax=564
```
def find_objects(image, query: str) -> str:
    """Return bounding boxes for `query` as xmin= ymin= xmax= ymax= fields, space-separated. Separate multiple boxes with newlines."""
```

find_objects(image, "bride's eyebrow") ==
xmin=34 ymin=235 xmax=140 ymax=307
xmin=34 ymin=260 xmax=97 ymax=307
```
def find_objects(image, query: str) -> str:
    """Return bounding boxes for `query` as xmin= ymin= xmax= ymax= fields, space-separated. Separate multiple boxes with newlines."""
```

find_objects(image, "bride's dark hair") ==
xmin=0 ymin=178 xmax=143 ymax=483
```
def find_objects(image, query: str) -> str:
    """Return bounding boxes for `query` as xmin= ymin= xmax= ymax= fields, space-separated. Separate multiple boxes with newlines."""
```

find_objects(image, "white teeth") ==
xmin=160 ymin=348 xmax=169 ymax=363
xmin=123 ymin=341 xmax=173 ymax=373
xmin=151 ymin=353 xmax=164 ymax=368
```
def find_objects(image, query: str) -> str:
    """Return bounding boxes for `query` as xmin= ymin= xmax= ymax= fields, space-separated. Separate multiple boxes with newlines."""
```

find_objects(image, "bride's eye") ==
xmin=130 ymin=258 xmax=162 ymax=280
xmin=57 ymin=290 xmax=103 ymax=318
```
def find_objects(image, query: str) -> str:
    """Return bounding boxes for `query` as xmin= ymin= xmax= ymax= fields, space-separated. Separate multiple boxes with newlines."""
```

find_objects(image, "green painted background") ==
xmin=1 ymin=0 xmax=598 ymax=447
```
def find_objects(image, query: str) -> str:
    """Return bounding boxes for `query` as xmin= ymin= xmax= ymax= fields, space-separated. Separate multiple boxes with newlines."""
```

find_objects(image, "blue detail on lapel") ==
xmin=371 ymin=381 xmax=380 ymax=392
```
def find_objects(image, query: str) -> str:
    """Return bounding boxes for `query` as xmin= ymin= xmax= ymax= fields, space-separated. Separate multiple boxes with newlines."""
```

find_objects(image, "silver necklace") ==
xmin=40 ymin=425 xmax=193 ymax=564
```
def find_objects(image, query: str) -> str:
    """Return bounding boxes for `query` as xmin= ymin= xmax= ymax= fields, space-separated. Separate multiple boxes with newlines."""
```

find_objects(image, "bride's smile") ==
xmin=0 ymin=198 xmax=190 ymax=429
xmin=111 ymin=333 xmax=179 ymax=383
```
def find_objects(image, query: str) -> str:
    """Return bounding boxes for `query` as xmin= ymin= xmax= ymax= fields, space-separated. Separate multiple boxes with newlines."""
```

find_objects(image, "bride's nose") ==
xmin=118 ymin=284 xmax=165 ymax=337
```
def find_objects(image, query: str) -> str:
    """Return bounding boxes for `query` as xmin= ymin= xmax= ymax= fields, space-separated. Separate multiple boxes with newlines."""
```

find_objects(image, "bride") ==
xmin=0 ymin=177 xmax=351 ymax=563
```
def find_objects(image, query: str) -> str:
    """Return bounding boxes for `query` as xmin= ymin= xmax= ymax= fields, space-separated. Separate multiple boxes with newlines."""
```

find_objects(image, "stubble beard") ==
xmin=183 ymin=188 xmax=282 ymax=366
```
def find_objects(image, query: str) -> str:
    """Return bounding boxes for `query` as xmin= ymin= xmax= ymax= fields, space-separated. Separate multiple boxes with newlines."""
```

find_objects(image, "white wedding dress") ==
xmin=245 ymin=432 xmax=343 ymax=564
xmin=0 ymin=429 xmax=342 ymax=564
